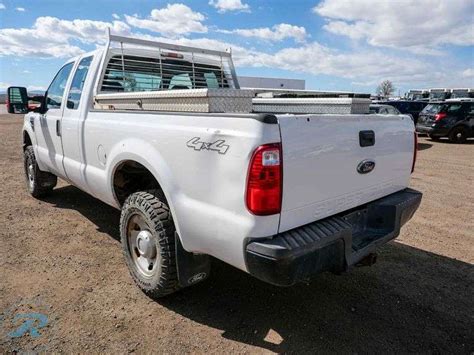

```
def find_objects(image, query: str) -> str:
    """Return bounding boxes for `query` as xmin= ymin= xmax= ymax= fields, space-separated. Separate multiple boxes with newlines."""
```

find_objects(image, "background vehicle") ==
xmin=428 ymin=88 xmax=451 ymax=101
xmin=8 ymin=34 xmax=421 ymax=297
xmin=369 ymin=104 xmax=401 ymax=115
xmin=450 ymin=88 xmax=474 ymax=99
xmin=416 ymin=99 xmax=474 ymax=143
xmin=405 ymin=89 xmax=429 ymax=101
xmin=378 ymin=100 xmax=428 ymax=124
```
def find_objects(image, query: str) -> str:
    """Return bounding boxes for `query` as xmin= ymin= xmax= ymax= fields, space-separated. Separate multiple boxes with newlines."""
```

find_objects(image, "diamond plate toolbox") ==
xmin=94 ymin=89 xmax=254 ymax=113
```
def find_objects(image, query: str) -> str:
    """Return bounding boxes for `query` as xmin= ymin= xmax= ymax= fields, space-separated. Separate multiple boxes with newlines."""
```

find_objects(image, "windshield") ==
xmin=429 ymin=92 xmax=447 ymax=100
xmin=451 ymin=90 xmax=468 ymax=98
xmin=369 ymin=106 xmax=380 ymax=113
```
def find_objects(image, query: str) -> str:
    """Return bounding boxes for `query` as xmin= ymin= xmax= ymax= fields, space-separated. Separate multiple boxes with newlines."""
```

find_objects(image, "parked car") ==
xmin=450 ymin=88 xmax=474 ymax=99
xmin=416 ymin=99 xmax=474 ymax=143
xmin=369 ymin=104 xmax=401 ymax=115
xmin=379 ymin=100 xmax=428 ymax=124
xmin=8 ymin=34 xmax=422 ymax=297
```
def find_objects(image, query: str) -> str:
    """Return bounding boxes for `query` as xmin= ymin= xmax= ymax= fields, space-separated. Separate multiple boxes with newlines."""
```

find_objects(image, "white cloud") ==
xmin=125 ymin=4 xmax=207 ymax=37
xmin=112 ymin=13 xmax=120 ymax=20
xmin=209 ymin=0 xmax=250 ymax=13
xmin=133 ymin=34 xmax=451 ymax=86
xmin=0 ymin=82 xmax=11 ymax=90
xmin=219 ymin=23 xmax=308 ymax=43
xmin=0 ymin=16 xmax=131 ymax=58
xmin=314 ymin=0 xmax=474 ymax=54
xmin=0 ymin=3 xmax=5 ymax=10
xmin=462 ymin=68 xmax=474 ymax=78
xmin=15 ymin=7 xmax=25 ymax=11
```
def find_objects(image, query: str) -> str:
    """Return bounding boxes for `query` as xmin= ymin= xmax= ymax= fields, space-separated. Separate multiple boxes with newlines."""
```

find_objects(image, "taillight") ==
xmin=411 ymin=132 xmax=417 ymax=174
xmin=434 ymin=112 xmax=447 ymax=121
xmin=246 ymin=143 xmax=282 ymax=215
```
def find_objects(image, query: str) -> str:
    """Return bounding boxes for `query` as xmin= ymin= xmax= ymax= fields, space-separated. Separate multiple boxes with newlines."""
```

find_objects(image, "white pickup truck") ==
xmin=8 ymin=34 xmax=422 ymax=297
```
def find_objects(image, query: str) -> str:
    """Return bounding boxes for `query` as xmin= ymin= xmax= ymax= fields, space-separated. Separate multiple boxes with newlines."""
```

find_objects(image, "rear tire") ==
xmin=120 ymin=190 xmax=180 ymax=298
xmin=23 ymin=146 xmax=57 ymax=198
xmin=449 ymin=126 xmax=468 ymax=144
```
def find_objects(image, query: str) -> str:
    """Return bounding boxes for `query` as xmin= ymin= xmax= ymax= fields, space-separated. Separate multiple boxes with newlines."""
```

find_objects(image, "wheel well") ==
xmin=23 ymin=131 xmax=32 ymax=150
xmin=113 ymin=160 xmax=165 ymax=206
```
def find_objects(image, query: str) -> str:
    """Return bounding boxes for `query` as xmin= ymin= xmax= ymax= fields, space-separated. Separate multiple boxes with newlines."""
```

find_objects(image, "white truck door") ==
xmin=61 ymin=55 xmax=94 ymax=191
xmin=35 ymin=62 xmax=74 ymax=178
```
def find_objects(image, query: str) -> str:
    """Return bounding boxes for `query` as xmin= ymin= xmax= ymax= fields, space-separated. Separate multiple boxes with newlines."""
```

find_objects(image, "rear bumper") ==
xmin=245 ymin=188 xmax=422 ymax=286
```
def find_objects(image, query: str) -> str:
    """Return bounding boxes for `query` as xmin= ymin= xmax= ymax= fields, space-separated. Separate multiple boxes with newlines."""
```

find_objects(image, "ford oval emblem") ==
xmin=357 ymin=160 xmax=376 ymax=174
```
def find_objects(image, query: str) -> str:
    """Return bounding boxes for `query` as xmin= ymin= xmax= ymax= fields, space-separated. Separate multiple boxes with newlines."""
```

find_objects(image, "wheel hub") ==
xmin=126 ymin=213 xmax=159 ymax=278
xmin=136 ymin=230 xmax=155 ymax=259
xmin=28 ymin=163 xmax=34 ymax=188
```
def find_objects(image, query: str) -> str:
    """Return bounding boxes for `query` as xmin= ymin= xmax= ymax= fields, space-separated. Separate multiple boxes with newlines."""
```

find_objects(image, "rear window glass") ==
xmin=101 ymin=55 xmax=228 ymax=92
xmin=422 ymin=104 xmax=442 ymax=114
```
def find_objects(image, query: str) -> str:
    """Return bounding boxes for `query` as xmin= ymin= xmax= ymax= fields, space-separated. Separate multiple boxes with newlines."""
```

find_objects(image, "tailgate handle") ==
xmin=359 ymin=130 xmax=375 ymax=147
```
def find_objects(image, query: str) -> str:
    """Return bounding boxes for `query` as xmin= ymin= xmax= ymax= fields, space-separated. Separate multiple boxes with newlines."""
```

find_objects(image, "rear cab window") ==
xmin=100 ymin=54 xmax=229 ymax=92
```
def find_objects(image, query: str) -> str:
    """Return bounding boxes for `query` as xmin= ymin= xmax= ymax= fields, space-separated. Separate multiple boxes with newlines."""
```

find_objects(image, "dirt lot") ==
xmin=0 ymin=113 xmax=473 ymax=353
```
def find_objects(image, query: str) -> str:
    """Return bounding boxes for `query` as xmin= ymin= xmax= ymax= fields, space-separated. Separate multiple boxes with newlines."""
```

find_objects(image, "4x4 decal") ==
xmin=186 ymin=137 xmax=230 ymax=155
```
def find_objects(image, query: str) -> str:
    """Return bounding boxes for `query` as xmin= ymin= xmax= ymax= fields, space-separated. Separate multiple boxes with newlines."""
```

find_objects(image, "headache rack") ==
xmin=94 ymin=32 xmax=253 ymax=113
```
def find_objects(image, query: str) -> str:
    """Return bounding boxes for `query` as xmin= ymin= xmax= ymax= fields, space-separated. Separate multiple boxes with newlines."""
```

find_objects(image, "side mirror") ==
xmin=6 ymin=86 xmax=29 ymax=114
xmin=6 ymin=86 xmax=45 ymax=114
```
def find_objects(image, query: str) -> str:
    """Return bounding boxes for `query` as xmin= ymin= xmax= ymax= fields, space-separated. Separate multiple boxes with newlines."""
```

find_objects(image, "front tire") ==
xmin=120 ymin=190 xmax=180 ymax=298
xmin=23 ymin=146 xmax=57 ymax=198
xmin=449 ymin=126 xmax=468 ymax=144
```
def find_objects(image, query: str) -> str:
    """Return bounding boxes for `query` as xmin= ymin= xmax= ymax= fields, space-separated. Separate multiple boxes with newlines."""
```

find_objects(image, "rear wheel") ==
xmin=120 ymin=190 xmax=180 ymax=298
xmin=449 ymin=126 xmax=468 ymax=144
xmin=23 ymin=146 xmax=57 ymax=198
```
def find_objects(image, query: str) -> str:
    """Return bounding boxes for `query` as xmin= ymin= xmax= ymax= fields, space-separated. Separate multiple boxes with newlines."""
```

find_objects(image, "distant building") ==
xmin=238 ymin=76 xmax=305 ymax=90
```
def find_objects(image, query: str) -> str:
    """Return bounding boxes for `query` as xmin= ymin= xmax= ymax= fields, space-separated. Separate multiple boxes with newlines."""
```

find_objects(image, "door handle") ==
xmin=359 ymin=130 xmax=375 ymax=147
xmin=56 ymin=120 xmax=61 ymax=136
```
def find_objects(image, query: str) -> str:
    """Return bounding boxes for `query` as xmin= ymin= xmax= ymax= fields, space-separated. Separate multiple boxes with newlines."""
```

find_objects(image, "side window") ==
xmin=67 ymin=56 xmax=93 ymax=110
xmin=447 ymin=104 xmax=462 ymax=113
xmin=468 ymin=103 xmax=474 ymax=115
xmin=46 ymin=63 xmax=74 ymax=109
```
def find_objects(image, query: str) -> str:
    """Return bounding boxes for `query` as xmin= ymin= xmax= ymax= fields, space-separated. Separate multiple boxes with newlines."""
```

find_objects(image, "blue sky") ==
xmin=0 ymin=0 xmax=473 ymax=94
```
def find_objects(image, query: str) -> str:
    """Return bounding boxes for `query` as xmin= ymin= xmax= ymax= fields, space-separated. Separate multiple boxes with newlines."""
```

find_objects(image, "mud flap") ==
xmin=175 ymin=232 xmax=210 ymax=288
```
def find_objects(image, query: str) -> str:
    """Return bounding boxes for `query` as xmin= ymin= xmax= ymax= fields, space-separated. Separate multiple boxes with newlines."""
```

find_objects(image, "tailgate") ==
xmin=277 ymin=114 xmax=415 ymax=232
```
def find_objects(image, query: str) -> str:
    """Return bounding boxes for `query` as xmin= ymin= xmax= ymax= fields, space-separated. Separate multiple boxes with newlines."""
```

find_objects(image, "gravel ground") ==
xmin=0 ymin=113 xmax=473 ymax=353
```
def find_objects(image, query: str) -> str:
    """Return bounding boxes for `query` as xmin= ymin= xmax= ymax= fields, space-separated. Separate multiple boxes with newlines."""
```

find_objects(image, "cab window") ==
xmin=67 ymin=56 xmax=93 ymax=110
xmin=46 ymin=63 xmax=74 ymax=109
